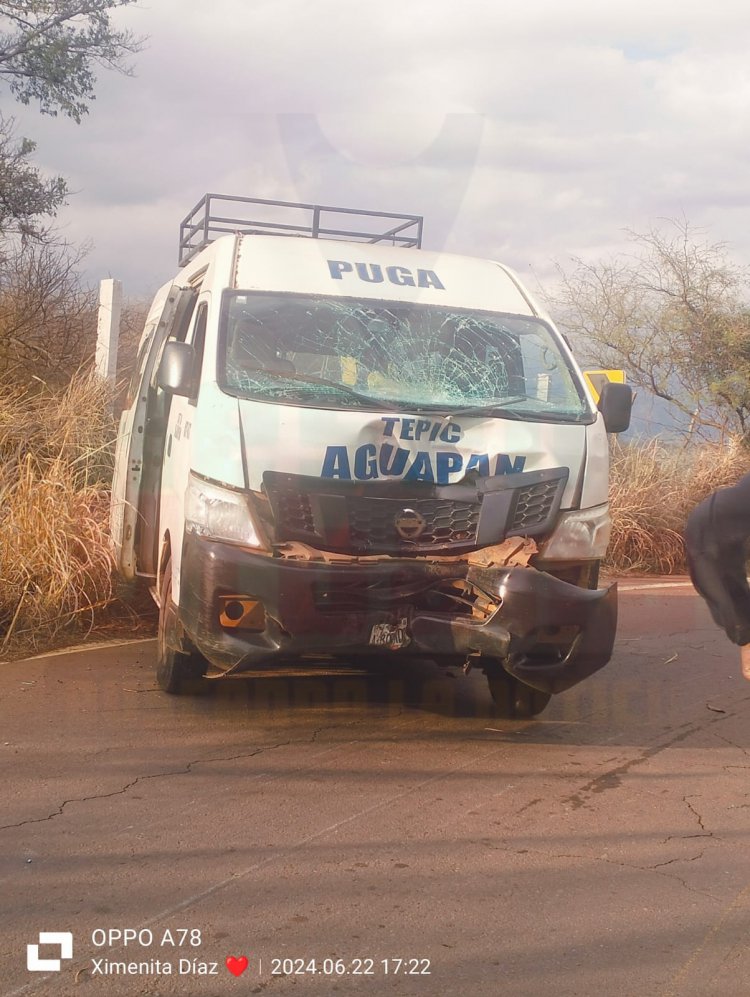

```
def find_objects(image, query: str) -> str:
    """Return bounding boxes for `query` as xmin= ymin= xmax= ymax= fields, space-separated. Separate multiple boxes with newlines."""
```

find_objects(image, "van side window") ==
xmin=174 ymin=293 xmax=198 ymax=343
xmin=148 ymin=289 xmax=200 ymax=392
xmin=188 ymin=302 xmax=208 ymax=403
xmin=125 ymin=323 xmax=156 ymax=408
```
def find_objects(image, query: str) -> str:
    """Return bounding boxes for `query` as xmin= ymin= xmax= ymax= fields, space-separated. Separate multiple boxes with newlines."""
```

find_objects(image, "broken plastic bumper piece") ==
xmin=179 ymin=534 xmax=616 ymax=692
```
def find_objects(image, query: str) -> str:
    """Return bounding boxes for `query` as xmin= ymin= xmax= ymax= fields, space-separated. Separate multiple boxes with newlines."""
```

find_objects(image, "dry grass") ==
xmin=0 ymin=372 xmax=119 ymax=652
xmin=607 ymin=436 xmax=750 ymax=573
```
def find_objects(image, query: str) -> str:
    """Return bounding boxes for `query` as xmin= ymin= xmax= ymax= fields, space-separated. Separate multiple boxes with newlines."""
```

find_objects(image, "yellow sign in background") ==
xmin=583 ymin=369 xmax=627 ymax=404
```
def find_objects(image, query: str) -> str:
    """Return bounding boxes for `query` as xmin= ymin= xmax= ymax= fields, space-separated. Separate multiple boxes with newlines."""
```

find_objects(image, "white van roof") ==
xmin=176 ymin=194 xmax=538 ymax=316
xmin=233 ymin=235 xmax=538 ymax=316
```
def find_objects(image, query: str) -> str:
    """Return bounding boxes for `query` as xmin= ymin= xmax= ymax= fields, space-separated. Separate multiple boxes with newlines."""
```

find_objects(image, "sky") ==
xmin=9 ymin=0 xmax=750 ymax=313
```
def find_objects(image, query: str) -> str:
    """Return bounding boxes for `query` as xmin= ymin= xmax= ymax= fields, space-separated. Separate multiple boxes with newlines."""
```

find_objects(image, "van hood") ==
xmin=234 ymin=399 xmax=586 ymax=507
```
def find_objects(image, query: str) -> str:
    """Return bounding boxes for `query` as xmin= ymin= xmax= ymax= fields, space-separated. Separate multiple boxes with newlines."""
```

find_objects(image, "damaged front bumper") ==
xmin=178 ymin=534 xmax=617 ymax=694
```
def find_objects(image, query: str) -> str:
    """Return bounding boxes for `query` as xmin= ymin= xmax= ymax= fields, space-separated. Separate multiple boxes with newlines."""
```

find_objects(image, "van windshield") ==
xmin=219 ymin=292 xmax=592 ymax=422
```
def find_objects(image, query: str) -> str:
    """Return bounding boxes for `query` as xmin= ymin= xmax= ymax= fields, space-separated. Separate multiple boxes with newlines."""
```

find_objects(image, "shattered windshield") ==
xmin=219 ymin=292 xmax=592 ymax=421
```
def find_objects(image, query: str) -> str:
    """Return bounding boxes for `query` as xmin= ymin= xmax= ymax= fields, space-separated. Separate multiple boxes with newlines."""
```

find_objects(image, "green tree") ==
xmin=0 ymin=1 xmax=141 ymax=237
xmin=0 ymin=1 xmax=141 ymax=122
xmin=553 ymin=219 xmax=750 ymax=441
xmin=0 ymin=119 xmax=65 ymax=236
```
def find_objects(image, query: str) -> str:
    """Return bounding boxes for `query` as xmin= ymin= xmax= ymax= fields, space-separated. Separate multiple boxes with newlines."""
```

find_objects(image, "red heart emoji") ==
xmin=226 ymin=955 xmax=249 ymax=977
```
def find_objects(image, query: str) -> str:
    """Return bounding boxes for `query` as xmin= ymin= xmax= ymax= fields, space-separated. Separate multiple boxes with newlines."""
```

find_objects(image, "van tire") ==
xmin=156 ymin=557 xmax=207 ymax=694
xmin=486 ymin=670 xmax=551 ymax=718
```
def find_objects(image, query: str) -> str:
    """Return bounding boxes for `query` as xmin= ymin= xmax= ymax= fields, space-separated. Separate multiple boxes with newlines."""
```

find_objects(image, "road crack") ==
xmin=0 ymin=713 xmax=402 ymax=833
xmin=483 ymin=839 xmax=719 ymax=900
xmin=683 ymin=795 xmax=707 ymax=831
xmin=648 ymin=851 xmax=706 ymax=869
xmin=0 ymin=744 xmax=291 ymax=831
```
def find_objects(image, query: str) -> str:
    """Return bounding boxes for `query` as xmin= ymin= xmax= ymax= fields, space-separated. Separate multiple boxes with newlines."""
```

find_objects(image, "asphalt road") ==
xmin=2 ymin=579 xmax=750 ymax=997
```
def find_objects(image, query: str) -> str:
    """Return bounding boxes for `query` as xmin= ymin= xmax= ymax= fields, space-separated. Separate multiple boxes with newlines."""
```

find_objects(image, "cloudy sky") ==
xmin=11 ymin=0 xmax=750 ymax=305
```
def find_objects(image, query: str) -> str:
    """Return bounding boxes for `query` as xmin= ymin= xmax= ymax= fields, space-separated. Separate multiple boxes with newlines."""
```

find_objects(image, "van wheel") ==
xmin=156 ymin=558 xmax=207 ymax=694
xmin=486 ymin=670 xmax=551 ymax=718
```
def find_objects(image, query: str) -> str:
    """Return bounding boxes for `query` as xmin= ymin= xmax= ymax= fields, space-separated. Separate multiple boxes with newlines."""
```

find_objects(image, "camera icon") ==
xmin=26 ymin=932 xmax=73 ymax=972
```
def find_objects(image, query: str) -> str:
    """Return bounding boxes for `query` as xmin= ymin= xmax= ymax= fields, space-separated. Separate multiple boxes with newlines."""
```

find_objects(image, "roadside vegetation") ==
xmin=554 ymin=218 xmax=750 ymax=444
xmin=0 ymin=283 xmax=147 ymax=657
xmin=552 ymin=218 xmax=750 ymax=569
xmin=0 ymin=0 xmax=148 ymax=657
xmin=0 ymin=244 xmax=148 ymax=657
xmin=0 ymin=373 xmax=116 ymax=652
xmin=607 ymin=437 xmax=750 ymax=574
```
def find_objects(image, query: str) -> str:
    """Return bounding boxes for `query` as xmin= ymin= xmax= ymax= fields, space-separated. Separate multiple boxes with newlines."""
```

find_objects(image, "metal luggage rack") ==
xmin=178 ymin=193 xmax=423 ymax=266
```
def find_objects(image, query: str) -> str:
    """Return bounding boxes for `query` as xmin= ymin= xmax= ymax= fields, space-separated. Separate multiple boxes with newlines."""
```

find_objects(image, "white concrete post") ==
xmin=96 ymin=278 xmax=122 ymax=386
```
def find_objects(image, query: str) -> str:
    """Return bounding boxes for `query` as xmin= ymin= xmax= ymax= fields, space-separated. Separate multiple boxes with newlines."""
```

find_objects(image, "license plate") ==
xmin=369 ymin=618 xmax=410 ymax=648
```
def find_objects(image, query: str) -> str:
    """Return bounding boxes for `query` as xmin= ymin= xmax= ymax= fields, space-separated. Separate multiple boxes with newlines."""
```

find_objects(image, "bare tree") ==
xmin=553 ymin=218 xmax=750 ymax=440
xmin=0 ymin=237 xmax=97 ymax=383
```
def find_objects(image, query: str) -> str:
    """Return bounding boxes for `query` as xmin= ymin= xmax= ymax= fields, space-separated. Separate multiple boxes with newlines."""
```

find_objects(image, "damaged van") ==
xmin=110 ymin=195 xmax=632 ymax=716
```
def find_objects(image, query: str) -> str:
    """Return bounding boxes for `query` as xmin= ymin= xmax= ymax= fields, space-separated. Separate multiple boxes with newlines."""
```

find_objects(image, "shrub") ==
xmin=0 ymin=371 xmax=117 ymax=651
xmin=607 ymin=437 xmax=750 ymax=573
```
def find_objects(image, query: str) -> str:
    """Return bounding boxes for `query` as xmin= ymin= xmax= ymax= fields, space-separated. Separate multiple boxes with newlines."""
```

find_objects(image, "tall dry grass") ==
xmin=0 ymin=372 xmax=117 ymax=652
xmin=607 ymin=436 xmax=750 ymax=573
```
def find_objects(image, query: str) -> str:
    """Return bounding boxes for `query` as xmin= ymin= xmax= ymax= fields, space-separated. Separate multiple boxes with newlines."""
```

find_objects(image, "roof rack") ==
xmin=178 ymin=193 xmax=424 ymax=266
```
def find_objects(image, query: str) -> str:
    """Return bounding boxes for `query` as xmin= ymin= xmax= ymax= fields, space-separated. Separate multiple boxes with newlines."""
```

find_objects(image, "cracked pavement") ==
xmin=3 ymin=581 xmax=750 ymax=996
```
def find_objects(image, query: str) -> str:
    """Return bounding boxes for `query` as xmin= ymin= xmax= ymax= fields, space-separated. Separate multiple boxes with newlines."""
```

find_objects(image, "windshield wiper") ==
xmin=439 ymin=404 xmax=588 ymax=425
xmin=500 ymin=409 xmax=589 ymax=423
xmin=246 ymin=368 xmax=398 ymax=410
xmin=428 ymin=398 xmax=530 ymax=421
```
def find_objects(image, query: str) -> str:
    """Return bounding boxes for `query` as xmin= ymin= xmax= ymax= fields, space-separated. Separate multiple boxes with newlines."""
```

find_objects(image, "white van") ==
xmin=110 ymin=195 xmax=632 ymax=716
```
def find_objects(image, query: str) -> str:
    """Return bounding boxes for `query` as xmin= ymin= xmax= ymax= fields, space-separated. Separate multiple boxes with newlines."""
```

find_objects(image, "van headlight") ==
xmin=540 ymin=503 xmax=611 ymax=560
xmin=185 ymin=473 xmax=265 ymax=548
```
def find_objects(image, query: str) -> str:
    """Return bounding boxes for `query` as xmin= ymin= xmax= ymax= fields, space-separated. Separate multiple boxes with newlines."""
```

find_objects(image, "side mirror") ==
xmin=598 ymin=381 xmax=633 ymax=434
xmin=157 ymin=341 xmax=195 ymax=396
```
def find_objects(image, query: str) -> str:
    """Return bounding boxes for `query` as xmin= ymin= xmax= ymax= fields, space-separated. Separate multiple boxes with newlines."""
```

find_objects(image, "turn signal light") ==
xmin=218 ymin=595 xmax=266 ymax=631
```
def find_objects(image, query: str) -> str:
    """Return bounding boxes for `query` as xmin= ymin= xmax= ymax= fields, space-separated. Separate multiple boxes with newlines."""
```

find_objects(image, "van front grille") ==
xmin=348 ymin=496 xmax=480 ymax=550
xmin=276 ymin=489 xmax=316 ymax=535
xmin=510 ymin=479 xmax=561 ymax=532
xmin=264 ymin=467 xmax=568 ymax=556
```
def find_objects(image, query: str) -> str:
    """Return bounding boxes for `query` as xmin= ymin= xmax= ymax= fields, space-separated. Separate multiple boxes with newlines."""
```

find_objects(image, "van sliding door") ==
xmin=110 ymin=284 xmax=199 ymax=580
